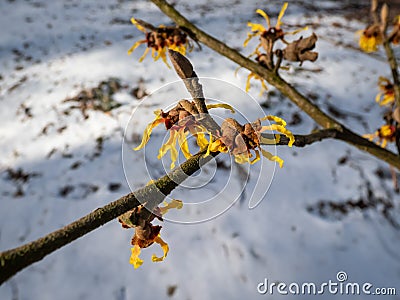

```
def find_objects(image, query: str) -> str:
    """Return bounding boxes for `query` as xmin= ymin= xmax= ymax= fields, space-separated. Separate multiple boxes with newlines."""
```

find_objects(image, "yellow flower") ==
xmin=376 ymin=77 xmax=395 ymax=106
xmin=364 ymin=124 xmax=396 ymax=148
xmin=260 ymin=115 xmax=295 ymax=147
xmin=129 ymin=235 xmax=170 ymax=268
xmin=244 ymin=3 xmax=288 ymax=47
xmin=357 ymin=24 xmax=383 ymax=53
xmin=206 ymin=103 xmax=235 ymax=113
xmin=128 ymin=17 xmax=192 ymax=67
xmin=128 ymin=199 xmax=183 ymax=269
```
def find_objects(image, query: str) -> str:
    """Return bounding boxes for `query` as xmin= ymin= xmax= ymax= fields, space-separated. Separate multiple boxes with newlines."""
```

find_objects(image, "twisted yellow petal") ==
xmin=259 ymin=134 xmax=280 ymax=145
xmin=138 ymin=47 xmax=150 ymax=62
xmin=134 ymin=115 xmax=164 ymax=151
xmin=177 ymin=129 xmax=191 ymax=159
xmin=286 ymin=26 xmax=309 ymax=35
xmin=247 ymin=22 xmax=266 ymax=33
xmin=256 ymin=9 xmax=271 ymax=28
xmin=243 ymin=32 xmax=258 ymax=47
xmin=159 ymin=47 xmax=171 ymax=68
xmin=209 ymin=139 xmax=228 ymax=153
xmin=151 ymin=235 xmax=169 ymax=262
xmin=206 ymin=103 xmax=235 ymax=113
xmin=130 ymin=245 xmax=144 ymax=269
xmin=261 ymin=124 xmax=295 ymax=147
xmin=131 ymin=17 xmax=146 ymax=32
xmin=246 ymin=73 xmax=255 ymax=92
xmin=250 ymin=149 xmax=261 ymax=164
xmin=128 ymin=40 xmax=145 ymax=55
xmin=276 ymin=2 xmax=288 ymax=28
xmin=260 ymin=148 xmax=284 ymax=168
xmin=158 ymin=130 xmax=179 ymax=169
xmin=159 ymin=199 xmax=183 ymax=215
xmin=261 ymin=115 xmax=287 ymax=126
xmin=234 ymin=153 xmax=251 ymax=164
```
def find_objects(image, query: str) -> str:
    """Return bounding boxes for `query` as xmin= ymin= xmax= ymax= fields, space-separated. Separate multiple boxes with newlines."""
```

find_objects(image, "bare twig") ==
xmin=168 ymin=50 xmax=207 ymax=113
xmin=150 ymin=0 xmax=400 ymax=169
xmin=168 ymin=50 xmax=220 ymax=133
xmin=377 ymin=3 xmax=400 ymax=108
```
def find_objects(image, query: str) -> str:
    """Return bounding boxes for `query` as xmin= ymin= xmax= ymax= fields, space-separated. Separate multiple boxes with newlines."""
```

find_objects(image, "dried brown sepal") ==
xmin=364 ymin=24 xmax=384 ymax=41
xmin=220 ymin=118 xmax=263 ymax=156
xmin=131 ymin=224 xmax=162 ymax=248
xmin=220 ymin=118 xmax=243 ymax=153
xmin=159 ymin=100 xmax=198 ymax=129
xmin=260 ymin=28 xmax=285 ymax=47
xmin=282 ymin=33 xmax=318 ymax=65
xmin=118 ymin=205 xmax=164 ymax=248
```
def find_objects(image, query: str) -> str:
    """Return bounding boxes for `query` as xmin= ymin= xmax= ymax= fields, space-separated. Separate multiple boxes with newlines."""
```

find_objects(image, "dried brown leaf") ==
xmin=282 ymin=33 xmax=318 ymax=65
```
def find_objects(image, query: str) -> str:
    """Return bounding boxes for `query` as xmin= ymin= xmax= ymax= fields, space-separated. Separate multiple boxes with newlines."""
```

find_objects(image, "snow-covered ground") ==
xmin=1 ymin=0 xmax=400 ymax=299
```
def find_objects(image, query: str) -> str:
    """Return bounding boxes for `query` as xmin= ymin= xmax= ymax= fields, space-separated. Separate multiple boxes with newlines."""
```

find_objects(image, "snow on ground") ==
xmin=1 ymin=0 xmax=400 ymax=299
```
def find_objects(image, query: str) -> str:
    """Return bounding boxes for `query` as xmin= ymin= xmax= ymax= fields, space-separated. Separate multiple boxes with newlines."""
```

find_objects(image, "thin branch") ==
xmin=261 ymin=129 xmax=338 ymax=147
xmin=377 ymin=3 xmax=400 ymax=108
xmin=150 ymin=0 xmax=400 ymax=170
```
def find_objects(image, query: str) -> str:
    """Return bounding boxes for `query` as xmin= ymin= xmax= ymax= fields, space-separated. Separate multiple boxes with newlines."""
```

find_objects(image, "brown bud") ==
xmin=371 ymin=0 xmax=378 ymax=13
xmin=168 ymin=49 xmax=195 ymax=79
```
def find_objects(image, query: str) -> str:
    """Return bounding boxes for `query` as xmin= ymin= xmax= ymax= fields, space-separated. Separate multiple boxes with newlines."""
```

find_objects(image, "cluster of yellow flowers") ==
xmin=134 ymin=100 xmax=294 ymax=169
